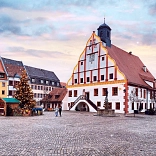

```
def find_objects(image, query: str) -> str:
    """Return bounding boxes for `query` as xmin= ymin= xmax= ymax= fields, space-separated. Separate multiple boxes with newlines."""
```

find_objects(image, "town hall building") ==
xmin=63 ymin=19 xmax=156 ymax=114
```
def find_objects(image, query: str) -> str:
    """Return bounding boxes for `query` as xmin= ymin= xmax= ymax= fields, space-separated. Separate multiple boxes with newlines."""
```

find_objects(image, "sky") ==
xmin=0 ymin=0 xmax=156 ymax=82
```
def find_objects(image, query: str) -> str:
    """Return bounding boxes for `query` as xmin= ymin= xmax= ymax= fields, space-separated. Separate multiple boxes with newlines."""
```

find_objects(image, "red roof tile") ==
xmin=41 ymin=88 xmax=67 ymax=102
xmin=107 ymin=45 xmax=155 ymax=88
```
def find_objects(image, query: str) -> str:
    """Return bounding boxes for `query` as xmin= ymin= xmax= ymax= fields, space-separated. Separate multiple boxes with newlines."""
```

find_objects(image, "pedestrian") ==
xmin=55 ymin=106 xmax=59 ymax=117
xmin=59 ymin=106 xmax=62 ymax=117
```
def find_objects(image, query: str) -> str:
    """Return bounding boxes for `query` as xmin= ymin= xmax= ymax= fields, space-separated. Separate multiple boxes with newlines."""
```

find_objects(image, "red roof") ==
xmin=107 ymin=45 xmax=155 ymax=88
xmin=41 ymin=88 xmax=67 ymax=102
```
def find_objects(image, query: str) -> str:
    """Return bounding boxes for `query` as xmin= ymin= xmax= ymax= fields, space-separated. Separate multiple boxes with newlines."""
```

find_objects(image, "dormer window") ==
xmin=143 ymin=66 xmax=147 ymax=72
xmin=40 ymin=80 xmax=44 ymax=84
xmin=57 ymin=82 xmax=60 ymax=86
xmin=52 ymin=81 xmax=55 ymax=85
xmin=32 ymin=78 xmax=35 ymax=83
xmin=46 ymin=80 xmax=49 ymax=84
xmin=0 ymin=73 xmax=4 ymax=78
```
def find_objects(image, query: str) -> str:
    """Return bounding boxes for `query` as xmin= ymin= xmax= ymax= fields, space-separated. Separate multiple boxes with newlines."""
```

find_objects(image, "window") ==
xmin=52 ymin=81 xmax=55 ymax=85
xmin=94 ymin=89 xmax=98 ymax=96
xmin=9 ymin=91 xmax=12 ymax=96
xmin=57 ymin=82 xmax=60 ymax=86
xmin=140 ymin=89 xmax=142 ymax=98
xmin=81 ymin=61 xmax=83 ymax=65
xmin=145 ymin=103 xmax=147 ymax=109
xmin=109 ymin=103 xmax=112 ymax=109
xmin=136 ymin=88 xmax=138 ymax=96
xmin=131 ymin=102 xmax=134 ymax=110
xmin=93 ymin=76 xmax=97 ymax=81
xmin=38 ymin=86 xmax=40 ymax=90
xmin=75 ymin=79 xmax=77 ymax=84
xmin=109 ymin=73 xmax=113 ymax=79
xmin=102 ymin=88 xmax=108 ymax=96
xmin=100 ymin=31 xmax=103 ymax=37
xmin=31 ymin=85 xmax=34 ymax=89
xmin=55 ymin=95 xmax=60 ymax=99
xmin=2 ymin=90 xmax=5 ymax=95
xmin=35 ymin=85 xmax=37 ymax=90
xmin=74 ymin=90 xmax=77 ymax=97
xmin=116 ymin=102 xmax=120 ymax=110
xmin=102 ymin=57 xmax=105 ymax=61
xmin=97 ymin=102 xmax=101 ymax=107
xmin=101 ymin=75 xmax=104 ymax=81
xmin=143 ymin=90 xmax=146 ymax=98
xmin=0 ymin=73 xmax=4 ymax=78
xmin=32 ymin=78 xmax=35 ymax=83
xmin=2 ymin=82 xmax=5 ymax=87
xmin=49 ymin=87 xmax=51 ymax=91
xmin=40 ymin=80 xmax=44 ymax=84
xmin=69 ymin=90 xmax=72 ymax=97
xmin=41 ymin=86 xmax=43 ymax=90
xmin=38 ymin=94 xmax=40 ymax=98
xmin=87 ymin=77 xmax=90 ymax=82
xmin=80 ymin=78 xmax=83 ymax=83
xmin=46 ymin=80 xmax=49 ymax=84
xmin=9 ymin=81 xmax=13 ymax=86
xmin=137 ymin=103 xmax=139 ymax=109
xmin=112 ymin=87 xmax=118 ymax=96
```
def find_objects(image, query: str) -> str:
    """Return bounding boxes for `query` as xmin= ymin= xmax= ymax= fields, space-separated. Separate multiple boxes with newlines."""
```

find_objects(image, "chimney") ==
xmin=143 ymin=65 xmax=147 ymax=72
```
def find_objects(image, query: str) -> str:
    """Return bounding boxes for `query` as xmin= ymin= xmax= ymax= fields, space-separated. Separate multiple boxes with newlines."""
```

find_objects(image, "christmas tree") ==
xmin=14 ymin=70 xmax=36 ymax=110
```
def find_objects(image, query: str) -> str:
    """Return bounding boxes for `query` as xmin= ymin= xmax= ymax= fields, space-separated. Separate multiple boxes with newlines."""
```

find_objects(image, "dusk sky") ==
xmin=0 ymin=0 xmax=156 ymax=82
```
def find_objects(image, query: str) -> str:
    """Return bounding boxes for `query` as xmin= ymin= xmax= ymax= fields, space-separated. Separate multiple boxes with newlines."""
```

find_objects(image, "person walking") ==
xmin=58 ymin=106 xmax=62 ymax=117
xmin=55 ymin=106 xmax=59 ymax=117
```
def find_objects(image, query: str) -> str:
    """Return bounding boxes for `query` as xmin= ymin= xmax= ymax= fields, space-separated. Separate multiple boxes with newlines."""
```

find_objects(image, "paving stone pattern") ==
xmin=0 ymin=111 xmax=156 ymax=156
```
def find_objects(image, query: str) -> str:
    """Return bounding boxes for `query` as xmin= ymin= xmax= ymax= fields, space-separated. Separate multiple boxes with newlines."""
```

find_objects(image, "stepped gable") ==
xmin=106 ymin=45 xmax=155 ymax=88
xmin=41 ymin=88 xmax=67 ymax=102
xmin=1 ymin=57 xmax=25 ymax=77
xmin=25 ymin=65 xmax=60 ymax=81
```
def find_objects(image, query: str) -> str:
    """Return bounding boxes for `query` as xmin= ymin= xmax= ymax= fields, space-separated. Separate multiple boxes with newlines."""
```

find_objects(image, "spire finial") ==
xmin=104 ymin=15 xmax=105 ymax=24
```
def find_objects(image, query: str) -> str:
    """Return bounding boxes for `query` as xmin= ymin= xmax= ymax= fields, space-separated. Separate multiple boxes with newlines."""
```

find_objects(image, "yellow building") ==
xmin=0 ymin=60 xmax=7 ymax=98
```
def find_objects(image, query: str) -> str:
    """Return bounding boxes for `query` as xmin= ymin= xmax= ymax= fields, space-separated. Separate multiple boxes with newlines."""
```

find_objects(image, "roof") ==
xmin=97 ymin=22 xmax=111 ymax=30
xmin=60 ymin=82 xmax=66 ymax=88
xmin=106 ymin=45 xmax=155 ymax=88
xmin=41 ymin=88 xmax=67 ymax=102
xmin=1 ymin=57 xmax=25 ymax=77
xmin=2 ymin=98 xmax=20 ymax=103
xmin=25 ymin=65 xmax=60 ymax=82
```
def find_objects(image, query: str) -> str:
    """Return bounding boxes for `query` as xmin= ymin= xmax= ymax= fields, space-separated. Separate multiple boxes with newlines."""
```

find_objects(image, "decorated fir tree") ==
xmin=14 ymin=70 xmax=36 ymax=110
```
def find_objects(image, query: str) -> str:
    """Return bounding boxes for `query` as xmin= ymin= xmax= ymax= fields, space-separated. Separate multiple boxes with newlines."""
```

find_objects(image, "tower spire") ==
xmin=104 ymin=17 xmax=105 ymax=24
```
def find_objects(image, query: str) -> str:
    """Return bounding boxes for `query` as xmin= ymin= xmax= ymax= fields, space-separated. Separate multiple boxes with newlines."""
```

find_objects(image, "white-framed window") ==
xmin=41 ymin=80 xmax=44 ymax=84
xmin=46 ymin=80 xmax=49 ymax=84
xmin=57 ymin=82 xmax=59 ymax=86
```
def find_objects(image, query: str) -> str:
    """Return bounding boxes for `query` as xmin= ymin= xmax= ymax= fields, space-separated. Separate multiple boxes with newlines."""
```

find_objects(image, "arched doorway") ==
xmin=75 ymin=102 xmax=89 ymax=112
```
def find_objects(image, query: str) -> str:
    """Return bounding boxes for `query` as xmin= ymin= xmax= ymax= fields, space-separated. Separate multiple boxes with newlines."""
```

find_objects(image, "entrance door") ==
xmin=85 ymin=92 xmax=90 ymax=100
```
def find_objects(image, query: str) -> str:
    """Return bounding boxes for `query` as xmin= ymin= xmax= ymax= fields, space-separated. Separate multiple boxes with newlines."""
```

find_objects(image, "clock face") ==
xmin=100 ymin=31 xmax=103 ymax=37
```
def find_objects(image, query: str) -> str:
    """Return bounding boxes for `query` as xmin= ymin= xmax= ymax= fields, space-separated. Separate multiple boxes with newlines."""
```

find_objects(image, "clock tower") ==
xmin=97 ymin=18 xmax=111 ymax=47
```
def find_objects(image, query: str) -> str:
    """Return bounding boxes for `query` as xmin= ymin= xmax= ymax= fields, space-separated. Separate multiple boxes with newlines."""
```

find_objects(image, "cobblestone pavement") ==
xmin=0 ymin=111 xmax=156 ymax=156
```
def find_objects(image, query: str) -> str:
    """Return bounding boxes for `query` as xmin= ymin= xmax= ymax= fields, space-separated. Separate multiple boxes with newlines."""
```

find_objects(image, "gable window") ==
xmin=102 ymin=88 xmax=108 ymax=96
xmin=74 ymin=90 xmax=77 ymax=97
xmin=69 ymin=90 xmax=72 ymax=97
xmin=87 ymin=77 xmax=90 ymax=82
xmin=0 ymin=73 xmax=4 ymax=78
xmin=75 ymin=79 xmax=77 ymax=84
xmin=2 ymin=82 xmax=5 ymax=87
xmin=32 ymin=78 xmax=35 ymax=83
xmin=112 ymin=87 xmax=118 ymax=96
xmin=116 ymin=102 xmax=120 ymax=110
xmin=102 ymin=57 xmax=105 ymax=61
xmin=94 ymin=88 xmax=98 ymax=96
xmin=109 ymin=73 xmax=113 ymax=79
xmin=93 ymin=76 xmax=97 ymax=81
xmin=97 ymin=101 xmax=101 ymax=107
xmin=101 ymin=75 xmax=104 ymax=81
xmin=80 ymin=78 xmax=83 ymax=83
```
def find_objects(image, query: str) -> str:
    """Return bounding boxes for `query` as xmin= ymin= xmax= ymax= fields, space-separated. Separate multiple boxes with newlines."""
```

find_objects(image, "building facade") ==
xmin=64 ymin=20 xmax=156 ymax=114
